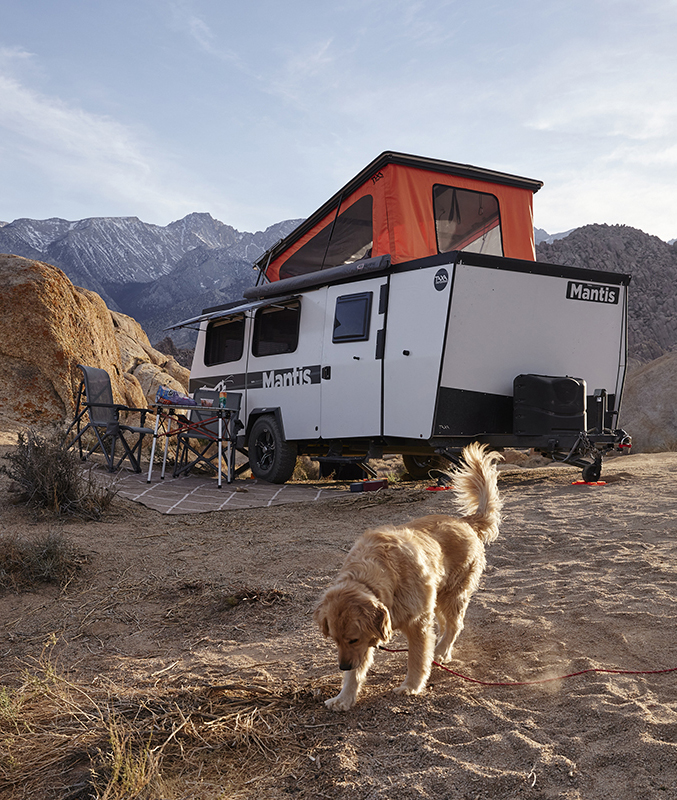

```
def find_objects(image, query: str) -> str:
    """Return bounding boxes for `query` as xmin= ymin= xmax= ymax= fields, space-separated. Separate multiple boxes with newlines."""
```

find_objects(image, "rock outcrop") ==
xmin=0 ymin=254 xmax=188 ymax=433
xmin=110 ymin=310 xmax=189 ymax=401
xmin=619 ymin=352 xmax=677 ymax=452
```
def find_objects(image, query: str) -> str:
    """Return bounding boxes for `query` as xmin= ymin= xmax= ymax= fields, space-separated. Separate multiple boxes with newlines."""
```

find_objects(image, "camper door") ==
xmin=382 ymin=264 xmax=453 ymax=439
xmin=320 ymin=278 xmax=388 ymax=438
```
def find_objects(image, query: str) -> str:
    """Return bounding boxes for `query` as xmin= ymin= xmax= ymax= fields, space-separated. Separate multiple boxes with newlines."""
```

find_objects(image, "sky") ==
xmin=1 ymin=0 xmax=676 ymax=241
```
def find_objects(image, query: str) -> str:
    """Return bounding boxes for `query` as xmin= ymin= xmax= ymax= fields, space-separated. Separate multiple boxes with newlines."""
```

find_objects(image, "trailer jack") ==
xmin=546 ymin=428 xmax=631 ymax=481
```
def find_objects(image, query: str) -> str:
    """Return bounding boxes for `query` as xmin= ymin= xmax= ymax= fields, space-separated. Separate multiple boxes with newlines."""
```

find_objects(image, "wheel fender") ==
xmin=245 ymin=407 xmax=286 ymax=445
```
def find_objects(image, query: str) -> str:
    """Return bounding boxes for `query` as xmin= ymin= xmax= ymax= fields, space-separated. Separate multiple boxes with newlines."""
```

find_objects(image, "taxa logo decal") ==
xmin=434 ymin=268 xmax=449 ymax=291
xmin=566 ymin=281 xmax=620 ymax=305
xmin=251 ymin=365 xmax=321 ymax=390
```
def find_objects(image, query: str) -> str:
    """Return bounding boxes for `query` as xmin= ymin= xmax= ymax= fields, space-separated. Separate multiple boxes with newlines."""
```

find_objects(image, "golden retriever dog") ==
xmin=313 ymin=442 xmax=502 ymax=711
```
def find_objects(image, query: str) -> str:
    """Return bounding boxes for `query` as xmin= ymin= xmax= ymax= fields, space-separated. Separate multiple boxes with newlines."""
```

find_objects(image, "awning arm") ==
xmin=164 ymin=294 xmax=300 ymax=331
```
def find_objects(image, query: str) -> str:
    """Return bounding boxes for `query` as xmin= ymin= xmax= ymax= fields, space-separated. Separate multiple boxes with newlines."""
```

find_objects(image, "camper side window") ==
xmin=279 ymin=195 xmax=374 ymax=279
xmin=433 ymin=185 xmax=503 ymax=256
xmin=332 ymin=292 xmax=372 ymax=343
xmin=252 ymin=301 xmax=301 ymax=357
xmin=204 ymin=315 xmax=245 ymax=366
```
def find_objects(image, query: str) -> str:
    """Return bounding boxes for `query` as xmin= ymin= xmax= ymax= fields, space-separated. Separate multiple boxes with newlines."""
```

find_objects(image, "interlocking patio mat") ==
xmin=107 ymin=469 xmax=348 ymax=514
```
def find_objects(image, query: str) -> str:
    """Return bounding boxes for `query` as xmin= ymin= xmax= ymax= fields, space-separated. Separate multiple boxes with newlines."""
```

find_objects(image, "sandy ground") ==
xmin=1 ymin=442 xmax=676 ymax=799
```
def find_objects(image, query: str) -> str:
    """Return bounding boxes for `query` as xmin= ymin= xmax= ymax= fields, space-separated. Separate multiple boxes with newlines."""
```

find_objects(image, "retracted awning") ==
xmin=164 ymin=294 xmax=300 ymax=331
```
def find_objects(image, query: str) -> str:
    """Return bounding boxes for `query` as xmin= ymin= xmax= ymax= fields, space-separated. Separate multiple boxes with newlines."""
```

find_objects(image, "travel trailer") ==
xmin=169 ymin=152 xmax=631 ymax=483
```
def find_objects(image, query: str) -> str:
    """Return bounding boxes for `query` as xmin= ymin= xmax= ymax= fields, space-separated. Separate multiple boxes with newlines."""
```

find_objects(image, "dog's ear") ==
xmin=369 ymin=600 xmax=392 ymax=643
xmin=313 ymin=601 xmax=330 ymax=637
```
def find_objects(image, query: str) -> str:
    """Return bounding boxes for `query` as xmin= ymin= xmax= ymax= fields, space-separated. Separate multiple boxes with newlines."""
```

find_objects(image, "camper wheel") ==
xmin=402 ymin=454 xmax=449 ymax=481
xmin=248 ymin=414 xmax=297 ymax=484
xmin=581 ymin=457 xmax=602 ymax=483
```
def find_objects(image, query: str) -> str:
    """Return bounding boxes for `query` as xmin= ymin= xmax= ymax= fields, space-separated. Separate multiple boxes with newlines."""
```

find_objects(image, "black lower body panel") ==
xmin=433 ymin=387 xmax=513 ymax=437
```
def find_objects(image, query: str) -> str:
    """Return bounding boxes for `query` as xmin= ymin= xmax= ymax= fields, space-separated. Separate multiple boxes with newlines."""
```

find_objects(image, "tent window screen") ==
xmin=205 ymin=315 xmax=245 ymax=366
xmin=280 ymin=195 xmax=373 ymax=279
xmin=332 ymin=292 xmax=373 ymax=343
xmin=252 ymin=301 xmax=301 ymax=357
xmin=433 ymin=185 xmax=503 ymax=256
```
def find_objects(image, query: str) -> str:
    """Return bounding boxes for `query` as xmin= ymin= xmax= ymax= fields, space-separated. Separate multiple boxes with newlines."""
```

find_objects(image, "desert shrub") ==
xmin=292 ymin=455 xmax=319 ymax=481
xmin=1 ymin=426 xmax=116 ymax=519
xmin=0 ymin=530 xmax=85 ymax=592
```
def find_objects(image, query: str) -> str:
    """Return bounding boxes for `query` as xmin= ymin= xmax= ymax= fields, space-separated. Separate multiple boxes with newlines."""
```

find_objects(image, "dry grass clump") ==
xmin=0 ymin=530 xmax=85 ymax=593
xmin=292 ymin=456 xmax=320 ymax=482
xmin=1 ymin=427 xmax=117 ymax=519
xmin=159 ymin=582 xmax=291 ymax=632
xmin=292 ymin=455 xmax=407 ymax=483
xmin=0 ymin=657 xmax=315 ymax=800
xmin=210 ymin=586 xmax=290 ymax=613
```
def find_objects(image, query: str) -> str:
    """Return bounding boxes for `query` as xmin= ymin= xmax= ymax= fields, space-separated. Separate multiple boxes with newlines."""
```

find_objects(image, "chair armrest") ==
xmin=116 ymin=405 xmax=153 ymax=425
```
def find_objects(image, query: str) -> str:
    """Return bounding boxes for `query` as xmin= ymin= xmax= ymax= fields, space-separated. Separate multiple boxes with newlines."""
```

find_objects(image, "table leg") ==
xmin=161 ymin=415 xmax=171 ymax=479
xmin=217 ymin=415 xmax=223 ymax=488
xmin=147 ymin=414 xmax=161 ymax=483
xmin=225 ymin=412 xmax=233 ymax=484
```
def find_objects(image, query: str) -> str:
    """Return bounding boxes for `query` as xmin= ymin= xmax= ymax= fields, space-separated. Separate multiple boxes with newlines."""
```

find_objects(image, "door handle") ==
xmin=322 ymin=366 xmax=331 ymax=380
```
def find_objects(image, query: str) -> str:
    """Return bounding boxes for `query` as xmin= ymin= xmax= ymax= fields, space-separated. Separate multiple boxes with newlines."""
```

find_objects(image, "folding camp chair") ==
xmin=66 ymin=364 xmax=154 ymax=473
xmin=173 ymin=389 xmax=242 ymax=485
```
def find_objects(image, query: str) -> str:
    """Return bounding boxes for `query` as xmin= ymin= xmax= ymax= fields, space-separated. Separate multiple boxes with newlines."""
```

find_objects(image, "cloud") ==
xmin=0 ymin=72 xmax=148 ymax=188
xmin=604 ymin=142 xmax=677 ymax=169
xmin=0 ymin=62 xmax=218 ymax=222
xmin=263 ymin=39 xmax=337 ymax=109
xmin=0 ymin=53 xmax=291 ymax=229
xmin=167 ymin=0 xmax=253 ymax=76
xmin=0 ymin=45 xmax=34 ymax=70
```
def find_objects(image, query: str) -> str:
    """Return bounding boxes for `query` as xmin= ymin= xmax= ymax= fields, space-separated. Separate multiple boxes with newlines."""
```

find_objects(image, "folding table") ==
xmin=146 ymin=391 xmax=242 ymax=487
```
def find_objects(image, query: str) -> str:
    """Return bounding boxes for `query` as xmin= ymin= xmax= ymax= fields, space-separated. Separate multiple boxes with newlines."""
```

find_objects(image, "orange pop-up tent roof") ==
xmin=256 ymin=151 xmax=543 ymax=283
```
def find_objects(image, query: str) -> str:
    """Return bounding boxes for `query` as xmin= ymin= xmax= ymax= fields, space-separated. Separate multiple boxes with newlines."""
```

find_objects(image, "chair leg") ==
xmin=108 ymin=434 xmax=118 ymax=472
xmin=116 ymin=435 xmax=142 ymax=473
xmin=173 ymin=437 xmax=220 ymax=479
xmin=88 ymin=428 xmax=113 ymax=471
xmin=172 ymin=437 xmax=186 ymax=478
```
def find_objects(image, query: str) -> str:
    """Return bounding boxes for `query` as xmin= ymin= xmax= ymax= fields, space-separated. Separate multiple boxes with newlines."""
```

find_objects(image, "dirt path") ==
xmin=1 ymin=448 xmax=676 ymax=799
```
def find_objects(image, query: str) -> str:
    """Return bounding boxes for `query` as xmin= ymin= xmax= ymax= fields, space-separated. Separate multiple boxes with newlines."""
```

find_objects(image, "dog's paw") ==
xmin=325 ymin=694 xmax=355 ymax=711
xmin=393 ymin=682 xmax=424 ymax=696
xmin=433 ymin=648 xmax=453 ymax=663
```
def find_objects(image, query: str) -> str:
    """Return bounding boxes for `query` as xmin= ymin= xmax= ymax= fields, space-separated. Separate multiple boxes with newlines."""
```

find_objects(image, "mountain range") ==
xmin=0 ymin=213 xmax=301 ymax=346
xmin=1 ymin=214 xmax=676 ymax=363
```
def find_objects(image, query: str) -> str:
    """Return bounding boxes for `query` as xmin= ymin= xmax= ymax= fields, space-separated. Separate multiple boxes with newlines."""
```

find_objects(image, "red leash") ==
xmin=377 ymin=646 xmax=677 ymax=686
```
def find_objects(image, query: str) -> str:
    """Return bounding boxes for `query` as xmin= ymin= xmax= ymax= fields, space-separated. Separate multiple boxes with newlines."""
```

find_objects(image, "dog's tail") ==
xmin=452 ymin=442 xmax=503 ymax=544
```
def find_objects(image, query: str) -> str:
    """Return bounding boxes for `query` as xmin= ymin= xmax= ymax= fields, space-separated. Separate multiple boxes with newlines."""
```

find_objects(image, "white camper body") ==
xmin=182 ymin=250 xmax=630 ymax=483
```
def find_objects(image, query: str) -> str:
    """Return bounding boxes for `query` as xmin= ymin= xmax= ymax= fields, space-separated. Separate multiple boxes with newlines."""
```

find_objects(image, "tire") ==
xmin=581 ymin=460 xmax=602 ymax=482
xmin=402 ymin=454 xmax=449 ymax=481
xmin=248 ymin=415 xmax=297 ymax=484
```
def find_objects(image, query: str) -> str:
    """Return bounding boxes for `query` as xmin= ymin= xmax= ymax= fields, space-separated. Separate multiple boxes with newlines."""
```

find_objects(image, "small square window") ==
xmin=205 ymin=314 xmax=245 ymax=366
xmin=332 ymin=292 xmax=372 ymax=343
xmin=252 ymin=300 xmax=301 ymax=357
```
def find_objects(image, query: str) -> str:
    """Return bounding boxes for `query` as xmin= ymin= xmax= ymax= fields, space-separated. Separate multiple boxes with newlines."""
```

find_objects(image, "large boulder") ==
xmin=620 ymin=352 xmax=677 ymax=452
xmin=110 ymin=310 xmax=189 ymax=397
xmin=0 ymin=254 xmax=188 ymax=435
